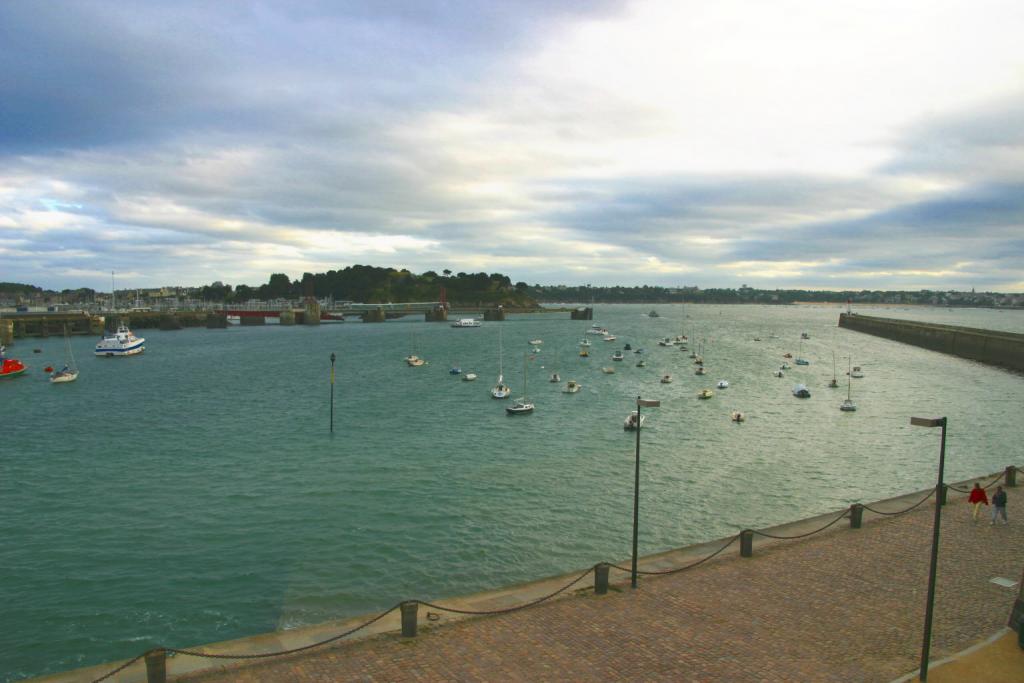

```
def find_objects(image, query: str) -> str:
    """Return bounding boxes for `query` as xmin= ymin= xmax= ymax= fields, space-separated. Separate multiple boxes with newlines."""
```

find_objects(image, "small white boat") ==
xmin=780 ymin=362 xmax=791 ymax=370
xmin=611 ymin=350 xmax=624 ymax=361
xmin=586 ymin=326 xmax=608 ymax=336
xmin=693 ymin=356 xmax=703 ymax=365
xmin=601 ymin=367 xmax=615 ymax=374
xmin=603 ymin=334 xmax=617 ymax=342
xmin=658 ymin=337 xmax=673 ymax=347
xmin=716 ymin=380 xmax=729 ymax=389
xmin=95 ymin=322 xmax=145 ymax=357
xmin=731 ymin=411 xmax=746 ymax=422
xmin=563 ymin=380 xmax=581 ymax=393
xmin=579 ymin=338 xmax=592 ymax=347
xmin=463 ymin=373 xmax=478 ymax=381
xmin=795 ymin=358 xmax=810 ymax=366
xmin=450 ymin=318 xmax=482 ymax=328
xmin=623 ymin=411 xmax=646 ymax=430
xmin=529 ymin=339 xmax=543 ymax=345
xmin=792 ymin=384 xmax=811 ymax=398
xmin=660 ymin=374 xmax=672 ymax=384
xmin=697 ymin=389 xmax=714 ymax=399
xmin=848 ymin=365 xmax=865 ymax=378
xmin=773 ymin=370 xmax=784 ymax=378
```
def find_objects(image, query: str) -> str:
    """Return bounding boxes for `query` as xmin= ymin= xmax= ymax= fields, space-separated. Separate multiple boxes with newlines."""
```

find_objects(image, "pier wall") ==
xmin=839 ymin=313 xmax=1024 ymax=372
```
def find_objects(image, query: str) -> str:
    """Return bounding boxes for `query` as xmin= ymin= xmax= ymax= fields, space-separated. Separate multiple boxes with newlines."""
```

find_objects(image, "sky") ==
xmin=1 ymin=0 xmax=1023 ymax=293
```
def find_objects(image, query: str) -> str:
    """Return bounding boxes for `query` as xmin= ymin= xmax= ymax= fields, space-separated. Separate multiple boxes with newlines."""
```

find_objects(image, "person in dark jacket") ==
xmin=968 ymin=482 xmax=989 ymax=522
xmin=991 ymin=486 xmax=1008 ymax=525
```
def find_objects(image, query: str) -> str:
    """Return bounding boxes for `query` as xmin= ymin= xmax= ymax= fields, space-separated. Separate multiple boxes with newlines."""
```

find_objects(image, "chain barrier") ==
xmin=608 ymin=533 xmax=740 ymax=576
xmin=752 ymin=508 xmax=849 ymax=540
xmin=861 ymin=488 xmax=935 ymax=516
xmin=90 ymin=651 xmax=150 ymax=683
xmin=948 ymin=470 xmax=1006 ymax=493
xmin=417 ymin=564 xmax=597 ymax=616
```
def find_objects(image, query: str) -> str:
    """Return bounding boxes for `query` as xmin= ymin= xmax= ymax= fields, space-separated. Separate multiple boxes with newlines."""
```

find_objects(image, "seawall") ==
xmin=839 ymin=312 xmax=1024 ymax=372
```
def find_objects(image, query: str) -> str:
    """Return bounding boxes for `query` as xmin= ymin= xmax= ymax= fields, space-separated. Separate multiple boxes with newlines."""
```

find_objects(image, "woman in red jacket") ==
xmin=968 ymin=482 xmax=989 ymax=522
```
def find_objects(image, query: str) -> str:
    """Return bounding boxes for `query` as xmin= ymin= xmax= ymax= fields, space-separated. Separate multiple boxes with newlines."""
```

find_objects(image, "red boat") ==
xmin=0 ymin=346 xmax=26 ymax=379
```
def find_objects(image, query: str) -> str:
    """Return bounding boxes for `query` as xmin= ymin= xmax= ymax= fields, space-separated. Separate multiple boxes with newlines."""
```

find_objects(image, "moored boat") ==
xmin=450 ymin=318 xmax=482 ymax=328
xmin=623 ymin=411 xmax=646 ymax=430
xmin=0 ymin=346 xmax=26 ymax=379
xmin=95 ymin=322 xmax=145 ymax=357
xmin=792 ymin=384 xmax=811 ymax=398
xmin=563 ymin=380 xmax=581 ymax=393
xmin=697 ymin=388 xmax=714 ymax=399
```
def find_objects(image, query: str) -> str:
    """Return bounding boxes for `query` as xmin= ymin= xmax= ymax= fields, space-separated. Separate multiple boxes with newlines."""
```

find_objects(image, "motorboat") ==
xmin=697 ymin=389 xmax=714 ymax=399
xmin=795 ymin=358 xmax=810 ymax=366
xmin=579 ymin=338 xmax=592 ymax=347
xmin=660 ymin=374 xmax=672 ymax=383
xmin=450 ymin=318 xmax=482 ymax=328
xmin=792 ymin=384 xmax=811 ymax=398
xmin=611 ymin=350 xmax=624 ymax=361
xmin=623 ymin=411 xmax=646 ymax=430
xmin=406 ymin=355 xmax=426 ymax=367
xmin=549 ymin=372 xmax=560 ymax=383
xmin=780 ymin=362 xmax=791 ymax=370
xmin=695 ymin=367 xmax=707 ymax=375
xmin=449 ymin=366 xmax=462 ymax=375
xmin=773 ymin=370 xmax=784 ymax=378
xmin=0 ymin=346 xmax=26 ymax=379
xmin=716 ymin=380 xmax=729 ymax=389
xmin=586 ymin=326 xmax=609 ymax=335
xmin=563 ymin=380 xmax=581 ymax=393
xmin=529 ymin=339 xmax=543 ymax=346
xmin=731 ymin=411 xmax=746 ymax=422
xmin=95 ymin=322 xmax=145 ymax=357
xmin=602 ymin=334 xmax=617 ymax=342
xmin=601 ymin=367 xmax=615 ymax=374
xmin=848 ymin=365 xmax=865 ymax=378
xmin=579 ymin=348 xmax=590 ymax=357
xmin=693 ymin=356 xmax=703 ymax=365
xmin=624 ymin=343 xmax=632 ymax=351
xmin=658 ymin=337 xmax=673 ymax=347
xmin=462 ymin=373 xmax=478 ymax=381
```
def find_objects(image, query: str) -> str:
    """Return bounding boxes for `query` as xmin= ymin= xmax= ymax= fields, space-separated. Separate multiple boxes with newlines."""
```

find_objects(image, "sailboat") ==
xmin=840 ymin=358 xmax=857 ymax=411
xmin=794 ymin=337 xmax=809 ymax=365
xmin=828 ymin=351 xmax=839 ymax=388
xmin=50 ymin=324 xmax=79 ymax=383
xmin=506 ymin=354 xmax=534 ymax=414
xmin=490 ymin=327 xmax=511 ymax=399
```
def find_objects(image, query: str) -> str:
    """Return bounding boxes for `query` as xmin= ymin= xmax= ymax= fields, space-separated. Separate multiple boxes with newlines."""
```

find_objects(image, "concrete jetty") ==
xmin=33 ymin=469 xmax=1023 ymax=682
xmin=839 ymin=312 xmax=1024 ymax=372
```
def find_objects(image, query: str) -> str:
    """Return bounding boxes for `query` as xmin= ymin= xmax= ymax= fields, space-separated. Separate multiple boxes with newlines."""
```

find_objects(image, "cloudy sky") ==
xmin=2 ymin=0 xmax=1023 ymax=292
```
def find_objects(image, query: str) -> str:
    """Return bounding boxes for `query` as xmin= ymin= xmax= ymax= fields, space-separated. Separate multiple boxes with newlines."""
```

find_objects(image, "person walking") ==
xmin=968 ymin=482 xmax=989 ymax=522
xmin=991 ymin=485 xmax=1008 ymax=525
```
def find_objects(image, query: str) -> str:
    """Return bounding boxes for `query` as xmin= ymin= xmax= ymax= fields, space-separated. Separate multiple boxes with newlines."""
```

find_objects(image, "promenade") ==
xmin=160 ymin=482 xmax=1022 ymax=683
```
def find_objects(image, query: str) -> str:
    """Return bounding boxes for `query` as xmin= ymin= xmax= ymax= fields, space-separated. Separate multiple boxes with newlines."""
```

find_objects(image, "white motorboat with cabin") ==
xmin=462 ymin=372 xmax=478 ymax=381
xmin=611 ymin=350 xmax=624 ymax=361
xmin=451 ymin=318 xmax=482 ymax=328
xmin=716 ymin=380 xmax=729 ymax=389
xmin=95 ymin=322 xmax=145 ymax=357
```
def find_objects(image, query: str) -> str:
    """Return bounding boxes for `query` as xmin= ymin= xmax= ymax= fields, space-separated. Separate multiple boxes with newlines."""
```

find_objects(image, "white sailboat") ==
xmin=506 ymin=354 xmax=534 ymax=414
xmin=491 ymin=327 xmax=510 ymax=399
xmin=50 ymin=324 xmax=79 ymax=383
xmin=840 ymin=358 xmax=857 ymax=411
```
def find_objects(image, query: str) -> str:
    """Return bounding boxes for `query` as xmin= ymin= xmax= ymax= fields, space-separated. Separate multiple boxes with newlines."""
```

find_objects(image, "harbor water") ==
xmin=2 ymin=304 xmax=1022 ymax=680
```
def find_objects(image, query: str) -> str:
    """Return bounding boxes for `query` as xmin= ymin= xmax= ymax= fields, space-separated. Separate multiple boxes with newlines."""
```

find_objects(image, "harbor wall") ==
xmin=839 ymin=313 xmax=1024 ymax=372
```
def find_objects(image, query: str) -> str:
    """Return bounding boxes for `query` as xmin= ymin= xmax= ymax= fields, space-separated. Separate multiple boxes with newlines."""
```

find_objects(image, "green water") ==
xmin=2 ymin=304 xmax=1022 ymax=680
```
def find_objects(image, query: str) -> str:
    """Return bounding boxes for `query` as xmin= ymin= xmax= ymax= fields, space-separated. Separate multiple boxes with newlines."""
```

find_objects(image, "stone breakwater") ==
xmin=839 ymin=312 xmax=1024 ymax=372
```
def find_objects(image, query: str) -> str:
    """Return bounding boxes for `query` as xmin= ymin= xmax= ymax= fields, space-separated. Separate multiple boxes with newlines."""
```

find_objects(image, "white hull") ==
xmin=50 ymin=371 xmax=79 ymax=383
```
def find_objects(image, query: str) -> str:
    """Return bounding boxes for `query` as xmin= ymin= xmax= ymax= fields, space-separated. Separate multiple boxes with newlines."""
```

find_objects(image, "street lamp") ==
xmin=330 ymin=352 xmax=337 ymax=433
xmin=631 ymin=396 xmax=661 ymax=589
xmin=910 ymin=416 xmax=947 ymax=682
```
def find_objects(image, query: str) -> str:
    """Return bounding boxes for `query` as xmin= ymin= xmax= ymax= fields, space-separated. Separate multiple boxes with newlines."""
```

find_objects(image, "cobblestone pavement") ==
xmin=179 ymin=490 xmax=1022 ymax=683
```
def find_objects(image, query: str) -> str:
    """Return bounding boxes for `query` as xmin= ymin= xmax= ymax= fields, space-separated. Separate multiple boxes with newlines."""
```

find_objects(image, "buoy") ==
xmin=44 ymin=365 xmax=54 ymax=373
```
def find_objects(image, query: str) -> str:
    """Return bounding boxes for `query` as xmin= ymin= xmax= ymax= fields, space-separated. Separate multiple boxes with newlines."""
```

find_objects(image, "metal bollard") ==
xmin=144 ymin=649 xmax=167 ymax=683
xmin=938 ymin=483 xmax=948 ymax=506
xmin=594 ymin=563 xmax=610 ymax=595
xmin=1006 ymin=466 xmax=1017 ymax=487
xmin=740 ymin=529 xmax=753 ymax=558
xmin=400 ymin=601 xmax=418 ymax=638
xmin=849 ymin=503 xmax=863 ymax=529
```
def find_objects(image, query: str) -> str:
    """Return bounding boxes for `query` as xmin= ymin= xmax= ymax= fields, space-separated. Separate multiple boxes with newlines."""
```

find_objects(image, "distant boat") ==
xmin=716 ymin=380 xmax=729 ymax=389
xmin=636 ymin=358 xmax=646 ymax=367
xmin=773 ymin=369 xmax=784 ymax=378
xmin=848 ymin=365 xmax=865 ymax=378
xmin=449 ymin=365 xmax=462 ymax=375
xmin=586 ymin=326 xmax=608 ymax=336
xmin=624 ymin=411 xmax=646 ymax=430
xmin=50 ymin=324 xmax=79 ymax=383
xmin=695 ymin=366 xmax=707 ymax=375
xmin=794 ymin=338 xmax=809 ymax=366
xmin=792 ymin=384 xmax=811 ymax=398
xmin=406 ymin=355 xmax=425 ymax=367
xmin=95 ymin=322 xmax=145 ymax=357
xmin=462 ymin=372 xmax=478 ymax=381
xmin=602 ymin=334 xmax=617 ymax=342
xmin=563 ymin=380 xmax=581 ymax=393
xmin=611 ymin=350 xmax=624 ymax=361
xmin=648 ymin=310 xmax=660 ymax=318
xmin=529 ymin=339 xmax=543 ymax=346
xmin=579 ymin=348 xmax=590 ymax=357
xmin=658 ymin=337 xmax=673 ymax=347
xmin=624 ymin=343 xmax=632 ymax=351
xmin=579 ymin=338 xmax=592 ymax=347
xmin=731 ymin=411 xmax=746 ymax=422
xmin=828 ymin=351 xmax=839 ymax=388
xmin=549 ymin=372 xmax=560 ymax=383
xmin=450 ymin=318 xmax=482 ymax=328
xmin=780 ymin=362 xmax=791 ymax=370
xmin=801 ymin=332 xmax=810 ymax=339
xmin=660 ymin=374 xmax=672 ymax=383
xmin=601 ymin=367 xmax=615 ymax=374
xmin=697 ymin=388 xmax=714 ymax=399
xmin=506 ymin=355 xmax=534 ymax=415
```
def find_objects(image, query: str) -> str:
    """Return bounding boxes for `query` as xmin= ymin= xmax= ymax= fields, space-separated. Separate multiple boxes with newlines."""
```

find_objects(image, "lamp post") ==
xmin=631 ymin=396 xmax=660 ymax=589
xmin=330 ymin=352 xmax=336 ymax=433
xmin=910 ymin=416 xmax=947 ymax=682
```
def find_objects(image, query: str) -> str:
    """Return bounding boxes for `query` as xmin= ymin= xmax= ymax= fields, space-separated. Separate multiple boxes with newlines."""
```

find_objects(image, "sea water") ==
xmin=1 ymin=304 xmax=1022 ymax=680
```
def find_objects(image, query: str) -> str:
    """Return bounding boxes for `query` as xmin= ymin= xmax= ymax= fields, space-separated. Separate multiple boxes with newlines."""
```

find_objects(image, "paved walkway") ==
xmin=169 ymin=485 xmax=1022 ymax=683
